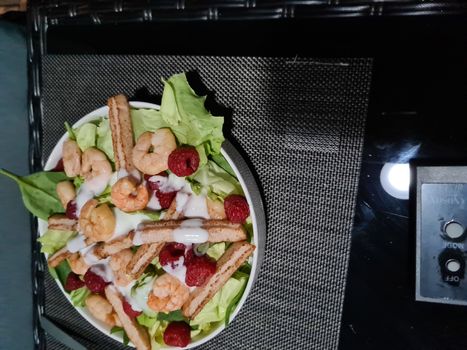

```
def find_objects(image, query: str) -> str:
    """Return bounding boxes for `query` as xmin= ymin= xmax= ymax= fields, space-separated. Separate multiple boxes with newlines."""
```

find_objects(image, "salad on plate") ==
xmin=1 ymin=73 xmax=256 ymax=349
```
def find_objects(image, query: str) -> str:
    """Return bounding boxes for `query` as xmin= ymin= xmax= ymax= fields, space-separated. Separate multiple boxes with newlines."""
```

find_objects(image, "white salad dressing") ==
xmin=146 ymin=192 xmax=161 ymax=211
xmin=75 ymin=173 xmax=111 ymax=215
xmin=183 ymin=194 xmax=209 ymax=219
xmin=149 ymin=173 xmax=187 ymax=193
xmin=116 ymin=281 xmax=144 ymax=312
xmin=81 ymin=245 xmax=101 ymax=265
xmin=175 ymin=192 xmax=190 ymax=212
xmin=90 ymin=259 xmax=114 ymax=283
xmin=110 ymin=208 xmax=152 ymax=240
xmin=132 ymin=230 xmax=144 ymax=246
xmin=163 ymin=255 xmax=187 ymax=285
xmin=173 ymin=219 xmax=208 ymax=244
xmin=67 ymin=234 xmax=87 ymax=253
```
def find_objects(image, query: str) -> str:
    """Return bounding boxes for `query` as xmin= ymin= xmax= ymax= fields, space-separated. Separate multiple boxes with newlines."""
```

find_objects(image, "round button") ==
xmin=444 ymin=221 xmax=465 ymax=240
xmin=446 ymin=259 xmax=462 ymax=273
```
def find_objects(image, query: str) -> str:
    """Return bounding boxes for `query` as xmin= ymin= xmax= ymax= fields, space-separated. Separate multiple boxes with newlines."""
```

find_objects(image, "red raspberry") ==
xmin=163 ymin=321 xmax=191 ymax=348
xmin=64 ymin=272 xmax=85 ymax=292
xmin=84 ymin=269 xmax=109 ymax=293
xmin=168 ymin=147 xmax=200 ymax=177
xmin=66 ymin=200 xmax=78 ymax=219
xmin=122 ymin=299 xmax=142 ymax=318
xmin=52 ymin=158 xmax=64 ymax=172
xmin=224 ymin=195 xmax=250 ymax=223
xmin=156 ymin=190 xmax=176 ymax=209
xmin=185 ymin=255 xmax=216 ymax=287
xmin=144 ymin=172 xmax=168 ymax=192
xmin=184 ymin=248 xmax=194 ymax=265
xmin=159 ymin=243 xmax=186 ymax=267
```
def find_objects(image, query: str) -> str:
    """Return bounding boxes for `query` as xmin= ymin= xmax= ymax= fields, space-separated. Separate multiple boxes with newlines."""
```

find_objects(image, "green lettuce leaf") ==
xmin=96 ymin=118 xmax=115 ymax=162
xmin=130 ymin=210 xmax=161 ymax=221
xmin=96 ymin=185 xmax=112 ymax=204
xmin=111 ymin=326 xmax=130 ymax=346
xmin=131 ymin=109 xmax=169 ymax=141
xmin=160 ymin=73 xmax=224 ymax=155
xmin=188 ymin=160 xmax=242 ymax=200
xmin=210 ymin=153 xmax=236 ymax=178
xmin=37 ymin=229 xmax=76 ymax=254
xmin=73 ymin=176 xmax=84 ymax=190
xmin=64 ymin=121 xmax=76 ymax=140
xmin=190 ymin=274 xmax=248 ymax=328
xmin=136 ymin=314 xmax=158 ymax=329
xmin=75 ymin=123 xmax=97 ymax=151
xmin=51 ymin=260 xmax=72 ymax=287
xmin=157 ymin=310 xmax=186 ymax=322
xmin=0 ymin=169 xmax=69 ymax=220
xmin=70 ymin=287 xmax=90 ymax=307
xmin=206 ymin=243 xmax=226 ymax=261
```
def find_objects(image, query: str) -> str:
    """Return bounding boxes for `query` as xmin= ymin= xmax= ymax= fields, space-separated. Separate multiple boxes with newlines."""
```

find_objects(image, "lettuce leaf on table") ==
xmin=0 ymin=169 xmax=69 ymax=220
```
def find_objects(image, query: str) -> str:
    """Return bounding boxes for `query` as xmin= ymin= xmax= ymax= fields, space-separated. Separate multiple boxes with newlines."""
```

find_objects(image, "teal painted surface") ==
xmin=0 ymin=20 xmax=33 ymax=349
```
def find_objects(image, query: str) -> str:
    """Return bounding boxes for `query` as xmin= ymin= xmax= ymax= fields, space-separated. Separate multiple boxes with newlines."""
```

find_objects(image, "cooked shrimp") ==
xmin=207 ymin=198 xmax=226 ymax=219
xmin=62 ymin=139 xmax=82 ymax=177
xmin=147 ymin=273 xmax=189 ymax=313
xmin=81 ymin=147 xmax=112 ymax=181
xmin=67 ymin=252 xmax=90 ymax=275
xmin=85 ymin=294 xmax=118 ymax=327
xmin=109 ymin=248 xmax=133 ymax=287
xmin=79 ymin=199 xmax=116 ymax=243
xmin=132 ymin=129 xmax=177 ymax=175
xmin=111 ymin=176 xmax=149 ymax=212
xmin=56 ymin=181 xmax=76 ymax=208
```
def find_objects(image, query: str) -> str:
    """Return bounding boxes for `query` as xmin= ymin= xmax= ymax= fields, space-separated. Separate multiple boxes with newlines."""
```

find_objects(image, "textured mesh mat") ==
xmin=39 ymin=55 xmax=372 ymax=350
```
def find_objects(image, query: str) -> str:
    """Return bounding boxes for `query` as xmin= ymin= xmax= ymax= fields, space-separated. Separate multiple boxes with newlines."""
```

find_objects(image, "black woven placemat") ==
xmin=39 ymin=55 xmax=372 ymax=349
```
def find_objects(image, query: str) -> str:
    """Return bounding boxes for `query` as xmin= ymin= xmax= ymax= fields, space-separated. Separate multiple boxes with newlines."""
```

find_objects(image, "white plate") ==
xmin=39 ymin=102 xmax=260 ymax=348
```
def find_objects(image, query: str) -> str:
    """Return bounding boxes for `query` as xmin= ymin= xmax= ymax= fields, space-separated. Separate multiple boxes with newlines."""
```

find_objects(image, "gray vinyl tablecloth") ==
xmin=38 ymin=55 xmax=372 ymax=350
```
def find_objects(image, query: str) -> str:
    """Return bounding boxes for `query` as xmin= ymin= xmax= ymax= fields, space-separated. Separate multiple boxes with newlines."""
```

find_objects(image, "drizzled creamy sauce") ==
xmin=183 ymin=194 xmax=209 ymax=219
xmin=69 ymin=171 xmax=211 ymax=310
xmin=67 ymin=234 xmax=87 ymax=253
xmin=110 ymin=209 xmax=152 ymax=240
xmin=90 ymin=259 xmax=114 ymax=283
xmin=146 ymin=192 xmax=161 ymax=211
xmin=82 ymin=245 xmax=101 ymax=265
xmin=163 ymin=255 xmax=187 ymax=284
xmin=132 ymin=230 xmax=144 ymax=246
xmin=173 ymin=219 xmax=208 ymax=244
xmin=75 ymin=173 xmax=111 ymax=215
xmin=116 ymin=281 xmax=143 ymax=312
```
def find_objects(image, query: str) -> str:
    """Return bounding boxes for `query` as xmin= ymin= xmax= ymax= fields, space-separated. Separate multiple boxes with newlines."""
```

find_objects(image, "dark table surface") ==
xmin=37 ymin=13 xmax=467 ymax=349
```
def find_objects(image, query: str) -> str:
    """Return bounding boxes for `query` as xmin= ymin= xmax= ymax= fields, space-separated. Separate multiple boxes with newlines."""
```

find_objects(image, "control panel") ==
xmin=415 ymin=166 xmax=467 ymax=305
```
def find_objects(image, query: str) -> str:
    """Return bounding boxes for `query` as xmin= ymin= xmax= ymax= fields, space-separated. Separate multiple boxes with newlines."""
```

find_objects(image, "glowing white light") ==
xmin=380 ymin=163 xmax=410 ymax=200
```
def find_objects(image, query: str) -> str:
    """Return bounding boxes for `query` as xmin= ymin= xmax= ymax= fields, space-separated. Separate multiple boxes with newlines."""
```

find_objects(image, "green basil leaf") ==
xmin=0 ymin=169 xmax=68 ymax=220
